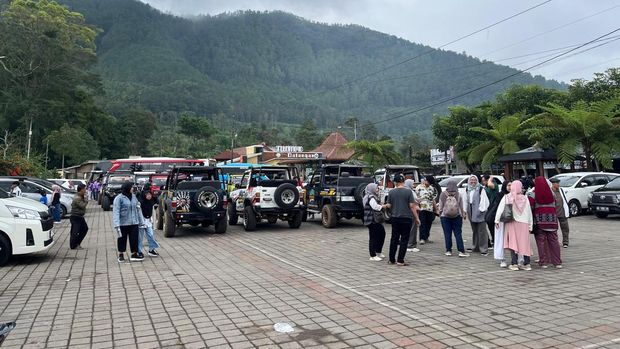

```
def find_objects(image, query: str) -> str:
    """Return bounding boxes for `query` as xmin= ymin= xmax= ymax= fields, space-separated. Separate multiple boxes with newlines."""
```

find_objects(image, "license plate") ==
xmin=340 ymin=196 xmax=355 ymax=202
xmin=596 ymin=206 xmax=609 ymax=212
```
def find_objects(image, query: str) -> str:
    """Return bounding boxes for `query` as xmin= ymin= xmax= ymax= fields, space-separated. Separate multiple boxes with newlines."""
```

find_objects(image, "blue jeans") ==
xmin=138 ymin=225 xmax=159 ymax=252
xmin=52 ymin=203 xmax=62 ymax=222
xmin=441 ymin=216 xmax=465 ymax=253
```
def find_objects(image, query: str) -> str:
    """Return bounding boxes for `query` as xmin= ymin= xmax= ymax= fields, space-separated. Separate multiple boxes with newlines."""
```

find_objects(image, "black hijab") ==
xmin=121 ymin=181 xmax=133 ymax=198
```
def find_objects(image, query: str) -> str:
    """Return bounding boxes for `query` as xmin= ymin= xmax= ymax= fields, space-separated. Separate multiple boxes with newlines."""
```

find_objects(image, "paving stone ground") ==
xmin=1 ymin=203 xmax=620 ymax=349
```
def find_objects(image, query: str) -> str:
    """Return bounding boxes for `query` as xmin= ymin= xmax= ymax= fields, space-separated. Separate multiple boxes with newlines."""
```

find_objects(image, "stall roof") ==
xmin=498 ymin=146 xmax=557 ymax=162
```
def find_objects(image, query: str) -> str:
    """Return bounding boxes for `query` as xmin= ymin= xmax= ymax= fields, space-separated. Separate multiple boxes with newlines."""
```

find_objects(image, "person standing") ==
xmin=465 ymin=175 xmax=490 ymax=256
xmin=438 ymin=180 xmax=469 ymax=257
xmin=137 ymin=183 xmax=160 ymax=257
xmin=532 ymin=177 xmax=562 ymax=268
xmin=404 ymin=179 xmax=420 ymax=253
xmin=482 ymin=175 xmax=499 ymax=247
xmin=495 ymin=180 xmax=533 ymax=270
xmin=487 ymin=181 xmax=511 ymax=267
xmin=39 ymin=190 xmax=48 ymax=206
xmin=51 ymin=185 xmax=62 ymax=223
xmin=385 ymin=175 xmax=421 ymax=266
xmin=113 ymin=182 xmax=144 ymax=263
xmin=9 ymin=181 xmax=22 ymax=197
xmin=69 ymin=184 xmax=89 ymax=250
xmin=416 ymin=176 xmax=438 ymax=245
xmin=550 ymin=178 xmax=570 ymax=248
xmin=362 ymin=183 xmax=387 ymax=261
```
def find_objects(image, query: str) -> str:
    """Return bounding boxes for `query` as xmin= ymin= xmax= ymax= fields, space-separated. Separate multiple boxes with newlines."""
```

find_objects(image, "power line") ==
xmin=310 ymin=0 xmax=553 ymax=96
xmin=365 ymin=26 xmax=620 ymax=127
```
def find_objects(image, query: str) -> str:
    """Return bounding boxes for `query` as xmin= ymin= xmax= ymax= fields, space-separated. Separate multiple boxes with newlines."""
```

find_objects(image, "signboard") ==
xmin=275 ymin=145 xmax=304 ymax=153
xmin=430 ymin=148 xmax=452 ymax=166
xmin=275 ymin=152 xmax=323 ymax=159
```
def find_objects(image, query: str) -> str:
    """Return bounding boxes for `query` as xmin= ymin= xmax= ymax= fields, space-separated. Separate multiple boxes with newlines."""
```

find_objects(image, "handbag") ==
xmin=373 ymin=209 xmax=386 ymax=224
xmin=499 ymin=203 xmax=514 ymax=223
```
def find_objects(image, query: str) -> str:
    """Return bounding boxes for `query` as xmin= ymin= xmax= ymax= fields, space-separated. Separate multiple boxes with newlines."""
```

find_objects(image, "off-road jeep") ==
xmin=155 ymin=166 xmax=227 ymax=237
xmin=101 ymin=172 xmax=134 ymax=211
xmin=304 ymin=164 xmax=373 ymax=228
xmin=374 ymin=165 xmax=421 ymax=221
xmin=229 ymin=166 xmax=303 ymax=231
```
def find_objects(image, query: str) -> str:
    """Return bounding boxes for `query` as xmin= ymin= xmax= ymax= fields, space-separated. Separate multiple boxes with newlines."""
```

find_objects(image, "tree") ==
xmin=468 ymin=114 xmax=527 ymax=170
xmin=527 ymin=96 xmax=620 ymax=170
xmin=46 ymin=125 xmax=100 ymax=168
xmin=119 ymin=109 xmax=157 ymax=155
xmin=294 ymin=118 xmax=323 ymax=150
xmin=345 ymin=139 xmax=402 ymax=170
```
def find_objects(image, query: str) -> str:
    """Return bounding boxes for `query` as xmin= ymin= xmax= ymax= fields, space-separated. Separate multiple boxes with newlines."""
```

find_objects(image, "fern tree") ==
xmin=468 ymin=114 xmax=527 ymax=170
xmin=346 ymin=139 xmax=403 ymax=170
xmin=526 ymin=96 xmax=620 ymax=170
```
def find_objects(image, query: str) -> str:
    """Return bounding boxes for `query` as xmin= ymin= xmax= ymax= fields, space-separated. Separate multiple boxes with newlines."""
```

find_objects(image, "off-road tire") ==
xmin=163 ymin=211 xmax=176 ymax=238
xmin=195 ymin=186 xmax=220 ymax=214
xmin=288 ymin=212 xmax=302 ymax=229
xmin=102 ymin=196 xmax=111 ymax=211
xmin=214 ymin=217 xmax=227 ymax=234
xmin=274 ymin=183 xmax=299 ymax=210
xmin=301 ymin=209 xmax=307 ymax=222
xmin=243 ymin=206 xmax=257 ymax=231
xmin=0 ymin=234 xmax=12 ymax=267
xmin=321 ymin=204 xmax=338 ymax=228
xmin=354 ymin=183 xmax=368 ymax=207
xmin=228 ymin=204 xmax=238 ymax=225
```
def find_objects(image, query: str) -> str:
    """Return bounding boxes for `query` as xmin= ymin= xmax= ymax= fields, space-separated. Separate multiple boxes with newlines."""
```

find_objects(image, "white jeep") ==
xmin=228 ymin=166 xmax=303 ymax=231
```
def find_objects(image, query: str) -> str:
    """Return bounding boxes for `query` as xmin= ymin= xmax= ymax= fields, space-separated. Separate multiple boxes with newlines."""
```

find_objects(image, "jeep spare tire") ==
xmin=354 ymin=183 xmax=368 ymax=207
xmin=274 ymin=183 xmax=299 ymax=210
xmin=195 ymin=186 xmax=219 ymax=214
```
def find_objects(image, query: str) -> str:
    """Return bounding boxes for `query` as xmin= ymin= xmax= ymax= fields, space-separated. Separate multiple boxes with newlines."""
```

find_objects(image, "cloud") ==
xmin=140 ymin=0 xmax=620 ymax=83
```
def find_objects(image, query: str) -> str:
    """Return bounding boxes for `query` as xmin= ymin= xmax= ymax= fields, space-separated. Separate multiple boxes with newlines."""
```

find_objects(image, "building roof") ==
xmin=498 ymin=146 xmax=557 ymax=162
xmin=213 ymin=149 xmax=243 ymax=161
xmin=311 ymin=132 xmax=355 ymax=162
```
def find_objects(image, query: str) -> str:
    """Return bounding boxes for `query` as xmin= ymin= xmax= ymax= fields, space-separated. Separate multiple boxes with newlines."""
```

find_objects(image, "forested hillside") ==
xmin=61 ymin=0 xmax=563 ymax=135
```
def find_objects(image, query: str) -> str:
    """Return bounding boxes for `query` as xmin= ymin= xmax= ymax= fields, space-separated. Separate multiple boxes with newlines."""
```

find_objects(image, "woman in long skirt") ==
xmin=490 ymin=181 xmax=511 ymax=267
xmin=495 ymin=180 xmax=533 ymax=271
xmin=531 ymin=176 xmax=562 ymax=268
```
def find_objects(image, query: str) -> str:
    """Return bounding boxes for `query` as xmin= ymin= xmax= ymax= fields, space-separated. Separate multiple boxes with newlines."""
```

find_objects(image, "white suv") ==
xmin=0 ymin=188 xmax=55 ymax=266
xmin=550 ymin=172 xmax=619 ymax=216
xmin=228 ymin=166 xmax=303 ymax=231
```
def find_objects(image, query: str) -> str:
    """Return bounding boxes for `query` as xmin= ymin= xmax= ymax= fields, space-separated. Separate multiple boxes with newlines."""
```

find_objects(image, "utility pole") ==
xmin=44 ymin=139 xmax=49 ymax=171
xmin=26 ymin=119 xmax=32 ymax=159
xmin=408 ymin=145 xmax=412 ymax=164
xmin=353 ymin=120 xmax=357 ymax=141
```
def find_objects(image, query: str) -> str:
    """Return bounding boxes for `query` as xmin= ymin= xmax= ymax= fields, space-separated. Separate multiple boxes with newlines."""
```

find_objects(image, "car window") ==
xmin=0 ymin=181 xmax=11 ymax=191
xmin=579 ymin=175 xmax=595 ymax=187
xmin=593 ymin=175 xmax=609 ymax=186
xmin=604 ymin=177 xmax=620 ymax=190
xmin=0 ymin=188 xmax=8 ymax=199
xmin=310 ymin=173 xmax=321 ymax=186
xmin=552 ymin=175 xmax=580 ymax=187
xmin=21 ymin=182 xmax=43 ymax=193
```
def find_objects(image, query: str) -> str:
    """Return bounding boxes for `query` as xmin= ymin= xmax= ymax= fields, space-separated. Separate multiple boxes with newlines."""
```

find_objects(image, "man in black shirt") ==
xmin=386 ymin=175 xmax=421 ymax=265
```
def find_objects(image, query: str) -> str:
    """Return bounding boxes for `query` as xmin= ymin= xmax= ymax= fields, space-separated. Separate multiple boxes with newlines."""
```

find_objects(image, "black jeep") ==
xmin=101 ymin=172 xmax=134 ymax=211
xmin=155 ymin=166 xmax=227 ymax=237
xmin=304 ymin=164 xmax=373 ymax=228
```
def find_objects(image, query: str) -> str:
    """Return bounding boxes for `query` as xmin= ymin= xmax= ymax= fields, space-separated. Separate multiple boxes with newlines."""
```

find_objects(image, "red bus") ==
xmin=108 ymin=157 xmax=210 ymax=173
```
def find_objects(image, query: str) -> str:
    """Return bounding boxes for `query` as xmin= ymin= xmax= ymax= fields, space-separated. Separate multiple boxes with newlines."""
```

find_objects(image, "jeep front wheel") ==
xmin=243 ymin=206 xmax=257 ymax=231
xmin=228 ymin=204 xmax=238 ymax=225
xmin=163 ymin=211 xmax=176 ymax=238
xmin=321 ymin=204 xmax=338 ymax=228
xmin=102 ymin=196 xmax=111 ymax=211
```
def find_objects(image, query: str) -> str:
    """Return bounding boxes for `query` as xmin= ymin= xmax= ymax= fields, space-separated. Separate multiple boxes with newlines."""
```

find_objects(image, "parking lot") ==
xmin=1 ymin=204 xmax=620 ymax=349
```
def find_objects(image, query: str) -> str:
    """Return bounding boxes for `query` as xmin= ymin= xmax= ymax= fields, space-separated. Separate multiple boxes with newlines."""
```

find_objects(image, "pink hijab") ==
xmin=507 ymin=180 xmax=527 ymax=214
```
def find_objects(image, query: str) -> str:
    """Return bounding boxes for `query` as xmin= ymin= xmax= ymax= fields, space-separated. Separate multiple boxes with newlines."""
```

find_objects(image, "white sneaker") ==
xmin=445 ymin=251 xmax=452 ymax=256
xmin=377 ymin=253 xmax=385 ymax=258
xmin=419 ymin=240 xmax=426 ymax=245
xmin=500 ymin=261 xmax=507 ymax=268
xmin=523 ymin=264 xmax=532 ymax=271
xmin=407 ymin=247 xmax=420 ymax=252
xmin=508 ymin=264 xmax=519 ymax=271
xmin=369 ymin=256 xmax=382 ymax=261
xmin=458 ymin=252 xmax=470 ymax=258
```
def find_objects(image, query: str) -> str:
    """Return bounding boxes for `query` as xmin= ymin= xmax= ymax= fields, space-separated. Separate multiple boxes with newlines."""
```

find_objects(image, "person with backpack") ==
xmin=362 ymin=183 xmax=388 ymax=261
xmin=465 ymin=175 xmax=490 ymax=256
xmin=438 ymin=180 xmax=469 ymax=257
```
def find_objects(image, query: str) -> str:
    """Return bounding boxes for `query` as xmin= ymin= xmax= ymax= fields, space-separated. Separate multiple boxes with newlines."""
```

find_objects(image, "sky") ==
xmin=140 ymin=0 xmax=620 ymax=83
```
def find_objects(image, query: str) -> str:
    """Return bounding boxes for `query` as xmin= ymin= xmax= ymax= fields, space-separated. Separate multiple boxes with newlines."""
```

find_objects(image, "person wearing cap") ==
xmin=550 ymin=177 xmax=570 ymax=248
xmin=385 ymin=174 xmax=421 ymax=266
xmin=69 ymin=184 xmax=89 ymax=250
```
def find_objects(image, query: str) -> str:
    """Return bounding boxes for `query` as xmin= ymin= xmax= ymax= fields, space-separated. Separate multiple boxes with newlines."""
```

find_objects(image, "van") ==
xmin=0 ymin=188 xmax=55 ymax=266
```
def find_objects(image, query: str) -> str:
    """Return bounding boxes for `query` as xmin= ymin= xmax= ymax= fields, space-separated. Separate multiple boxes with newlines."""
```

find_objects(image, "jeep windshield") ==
xmin=108 ymin=175 xmax=133 ymax=184
xmin=150 ymin=177 xmax=167 ymax=186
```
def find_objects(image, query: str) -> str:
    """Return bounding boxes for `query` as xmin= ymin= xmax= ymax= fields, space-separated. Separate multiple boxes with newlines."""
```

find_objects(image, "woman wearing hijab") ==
xmin=465 ymin=175 xmax=490 ymax=255
xmin=404 ymin=179 xmax=420 ymax=252
xmin=486 ymin=181 xmax=511 ymax=267
xmin=416 ymin=175 xmax=438 ymax=245
xmin=495 ymin=180 xmax=533 ymax=270
xmin=112 ymin=181 xmax=144 ymax=263
xmin=532 ymin=176 xmax=562 ymax=268
xmin=51 ymin=185 xmax=62 ymax=223
xmin=363 ymin=183 xmax=388 ymax=261
xmin=438 ymin=180 xmax=469 ymax=257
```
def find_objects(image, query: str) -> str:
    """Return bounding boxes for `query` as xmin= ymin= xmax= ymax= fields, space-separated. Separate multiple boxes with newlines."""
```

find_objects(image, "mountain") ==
xmin=60 ymin=0 xmax=564 ymax=137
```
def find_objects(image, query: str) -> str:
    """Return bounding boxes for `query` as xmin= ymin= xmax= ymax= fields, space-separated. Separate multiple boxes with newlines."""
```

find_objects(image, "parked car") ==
xmin=47 ymin=179 xmax=85 ymax=191
xmin=549 ymin=172 xmax=619 ymax=216
xmin=304 ymin=164 xmax=373 ymax=228
xmin=155 ymin=166 xmax=228 ymax=237
xmin=587 ymin=176 xmax=620 ymax=218
xmin=100 ymin=172 xmax=134 ymax=211
xmin=229 ymin=166 xmax=303 ymax=231
xmin=0 ymin=178 xmax=73 ymax=217
xmin=0 ymin=188 xmax=55 ymax=266
xmin=438 ymin=175 xmax=505 ymax=197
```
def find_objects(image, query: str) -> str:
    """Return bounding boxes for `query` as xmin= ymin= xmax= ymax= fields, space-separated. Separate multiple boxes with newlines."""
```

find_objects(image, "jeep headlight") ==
xmin=8 ymin=206 xmax=40 ymax=220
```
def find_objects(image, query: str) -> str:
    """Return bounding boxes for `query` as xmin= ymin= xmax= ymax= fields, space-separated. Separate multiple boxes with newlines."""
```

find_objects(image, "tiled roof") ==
xmin=312 ymin=132 xmax=355 ymax=161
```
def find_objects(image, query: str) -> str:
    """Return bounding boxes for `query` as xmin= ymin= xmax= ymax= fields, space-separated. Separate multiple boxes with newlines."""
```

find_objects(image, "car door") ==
xmin=574 ymin=175 xmax=596 ymax=208
xmin=306 ymin=171 xmax=322 ymax=210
